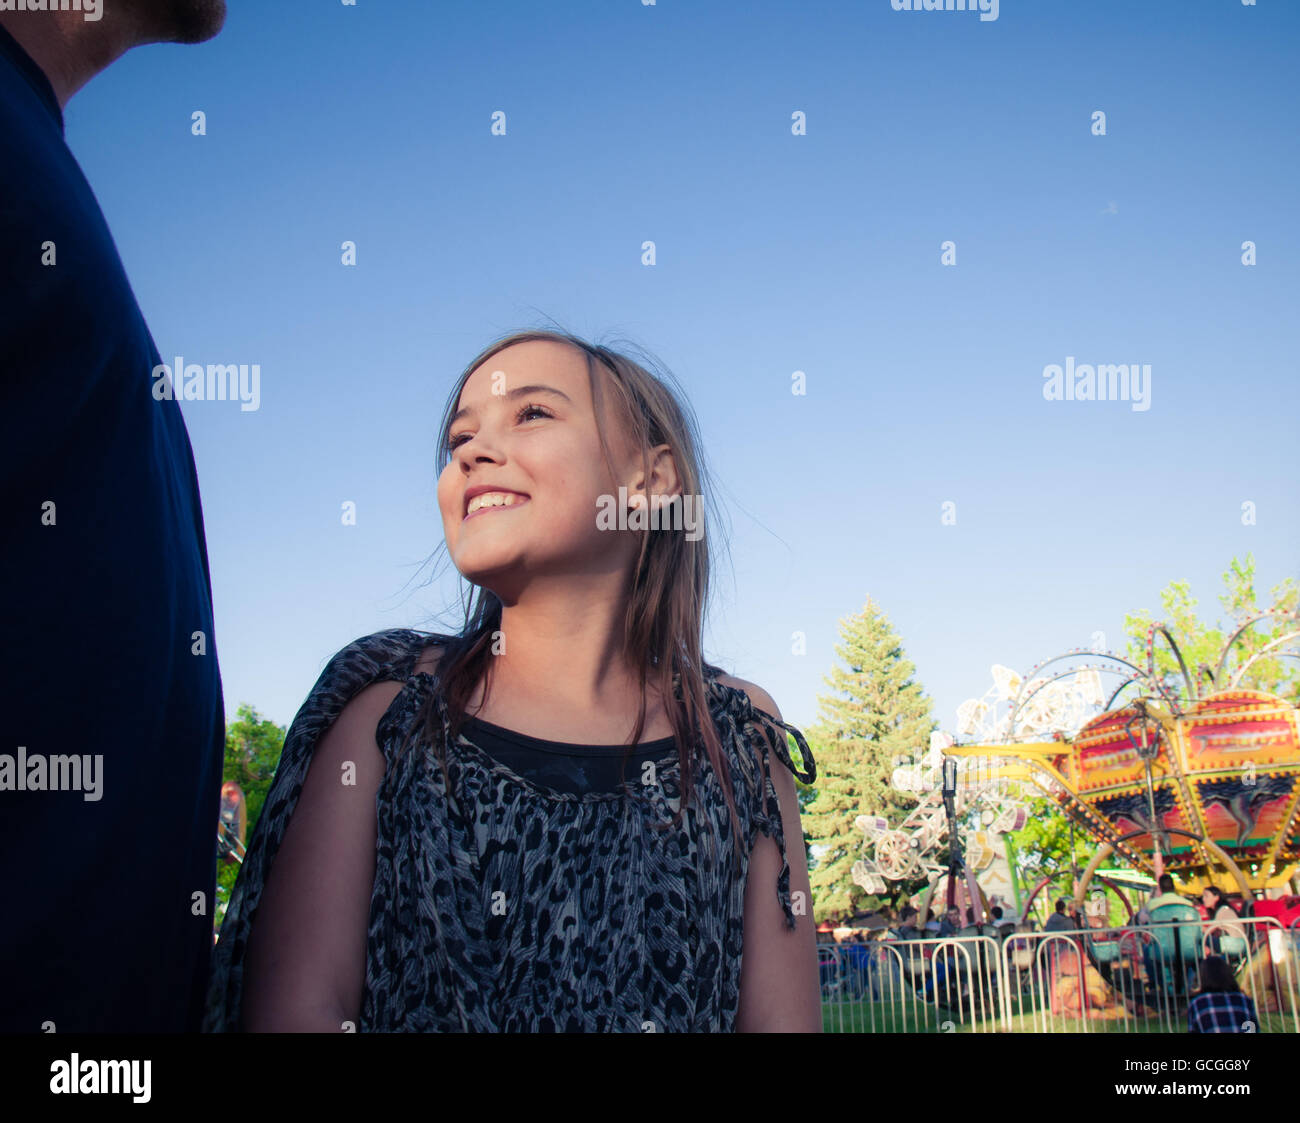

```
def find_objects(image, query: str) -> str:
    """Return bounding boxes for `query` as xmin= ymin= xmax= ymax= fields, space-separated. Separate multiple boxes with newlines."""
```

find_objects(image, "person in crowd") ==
xmin=882 ymin=904 xmax=929 ymax=999
xmin=1201 ymin=885 xmax=1247 ymax=953
xmin=938 ymin=905 xmax=962 ymax=938
xmin=1134 ymin=874 xmax=1200 ymax=992
xmin=1136 ymin=874 xmax=1188 ymax=924
xmin=1187 ymin=956 xmax=1257 ymax=1033
xmin=1044 ymin=898 xmax=1077 ymax=932
xmin=892 ymin=905 xmax=920 ymax=940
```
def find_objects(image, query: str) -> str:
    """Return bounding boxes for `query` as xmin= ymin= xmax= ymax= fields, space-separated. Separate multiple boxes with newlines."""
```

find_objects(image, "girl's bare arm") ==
xmin=240 ymin=679 xmax=399 ymax=1032
xmin=728 ymin=679 xmax=822 ymax=1032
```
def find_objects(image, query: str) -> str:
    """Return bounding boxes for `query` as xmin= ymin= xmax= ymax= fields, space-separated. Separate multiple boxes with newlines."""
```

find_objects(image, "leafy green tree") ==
xmin=215 ymin=704 xmax=287 ymax=930
xmin=1123 ymin=554 xmax=1298 ymax=704
xmin=802 ymin=597 xmax=938 ymax=923
xmin=1010 ymin=797 xmax=1096 ymax=916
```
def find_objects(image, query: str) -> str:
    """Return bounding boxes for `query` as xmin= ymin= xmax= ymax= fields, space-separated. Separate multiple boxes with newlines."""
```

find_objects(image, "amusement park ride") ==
xmin=852 ymin=609 xmax=1300 ymax=926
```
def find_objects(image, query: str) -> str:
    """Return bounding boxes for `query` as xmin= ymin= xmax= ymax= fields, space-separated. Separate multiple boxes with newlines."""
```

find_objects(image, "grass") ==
xmin=820 ymin=992 xmax=1298 ymax=1034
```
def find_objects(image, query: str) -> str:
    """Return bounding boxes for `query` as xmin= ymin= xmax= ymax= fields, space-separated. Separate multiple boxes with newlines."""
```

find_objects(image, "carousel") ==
xmin=853 ymin=610 xmax=1300 ymax=1022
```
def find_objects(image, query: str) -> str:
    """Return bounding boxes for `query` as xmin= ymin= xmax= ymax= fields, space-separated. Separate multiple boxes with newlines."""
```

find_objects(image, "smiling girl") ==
xmin=205 ymin=329 xmax=819 ymax=1032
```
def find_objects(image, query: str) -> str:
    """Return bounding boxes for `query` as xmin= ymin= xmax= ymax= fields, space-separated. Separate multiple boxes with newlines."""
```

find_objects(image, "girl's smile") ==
xmin=463 ymin=491 xmax=531 ymax=521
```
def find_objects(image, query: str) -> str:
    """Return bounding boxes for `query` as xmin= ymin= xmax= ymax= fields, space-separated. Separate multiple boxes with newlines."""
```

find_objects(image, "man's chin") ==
xmin=161 ymin=0 xmax=228 ymax=45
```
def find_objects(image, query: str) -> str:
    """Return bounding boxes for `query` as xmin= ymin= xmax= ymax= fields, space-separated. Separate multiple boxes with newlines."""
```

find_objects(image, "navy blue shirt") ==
xmin=0 ymin=25 xmax=225 ymax=1032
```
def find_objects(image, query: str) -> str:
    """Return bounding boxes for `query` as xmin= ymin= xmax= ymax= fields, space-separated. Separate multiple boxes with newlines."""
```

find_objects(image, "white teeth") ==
xmin=467 ymin=491 xmax=525 ymax=515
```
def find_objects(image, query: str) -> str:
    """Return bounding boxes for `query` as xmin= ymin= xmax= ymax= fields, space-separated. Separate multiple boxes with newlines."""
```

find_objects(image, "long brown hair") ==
xmin=402 ymin=328 xmax=746 ymax=854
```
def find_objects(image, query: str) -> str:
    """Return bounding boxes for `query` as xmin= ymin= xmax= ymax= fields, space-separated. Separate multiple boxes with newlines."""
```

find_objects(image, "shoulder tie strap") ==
xmin=705 ymin=676 xmax=817 ymax=929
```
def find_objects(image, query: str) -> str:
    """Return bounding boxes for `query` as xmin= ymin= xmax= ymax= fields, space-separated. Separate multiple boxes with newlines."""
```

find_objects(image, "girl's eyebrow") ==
xmin=450 ymin=384 xmax=573 ymax=426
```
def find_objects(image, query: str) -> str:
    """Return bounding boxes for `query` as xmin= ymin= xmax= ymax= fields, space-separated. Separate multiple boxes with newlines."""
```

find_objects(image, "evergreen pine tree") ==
xmin=804 ymin=597 xmax=937 ymax=923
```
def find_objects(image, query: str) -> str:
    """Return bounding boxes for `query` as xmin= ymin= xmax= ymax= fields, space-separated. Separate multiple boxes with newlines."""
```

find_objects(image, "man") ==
xmin=937 ymin=905 xmax=962 ymax=938
xmin=0 ymin=1 xmax=228 ymax=1032
xmin=1135 ymin=874 xmax=1198 ymax=994
xmin=892 ymin=904 xmax=920 ymax=940
xmin=1043 ymin=898 xmax=1076 ymax=932
xmin=1136 ymin=873 xmax=1187 ymax=924
xmin=887 ymin=906 xmax=929 ymax=999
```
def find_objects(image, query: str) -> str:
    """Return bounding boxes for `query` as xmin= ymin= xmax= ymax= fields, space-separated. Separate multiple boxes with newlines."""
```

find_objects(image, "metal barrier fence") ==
xmin=818 ymin=916 xmax=1299 ymax=1033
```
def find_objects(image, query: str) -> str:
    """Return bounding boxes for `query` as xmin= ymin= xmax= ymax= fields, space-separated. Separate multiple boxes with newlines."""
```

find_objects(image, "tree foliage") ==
xmin=802 ymin=597 xmax=937 ymax=922
xmin=215 ymin=703 xmax=287 ymax=930
xmin=1122 ymin=554 xmax=1298 ymax=705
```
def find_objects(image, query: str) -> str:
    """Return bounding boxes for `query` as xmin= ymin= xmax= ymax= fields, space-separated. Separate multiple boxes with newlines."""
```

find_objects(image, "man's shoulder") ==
xmin=1149 ymin=893 xmax=1193 ymax=911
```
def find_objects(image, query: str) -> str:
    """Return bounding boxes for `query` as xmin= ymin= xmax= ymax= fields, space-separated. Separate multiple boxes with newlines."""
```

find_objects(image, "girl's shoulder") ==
xmin=316 ymin=628 xmax=450 ymax=689
xmin=286 ymin=629 xmax=451 ymax=746
xmin=413 ymin=640 xmax=445 ymax=677
xmin=703 ymin=669 xmax=816 ymax=788
xmin=709 ymin=671 xmax=782 ymax=725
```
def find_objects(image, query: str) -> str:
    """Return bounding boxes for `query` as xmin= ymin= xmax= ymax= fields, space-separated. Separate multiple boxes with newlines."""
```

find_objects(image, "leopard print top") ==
xmin=203 ymin=628 xmax=816 ymax=1032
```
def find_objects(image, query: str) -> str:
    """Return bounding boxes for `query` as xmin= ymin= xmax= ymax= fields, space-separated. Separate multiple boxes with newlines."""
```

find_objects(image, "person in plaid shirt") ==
xmin=1187 ymin=956 xmax=1258 ymax=1032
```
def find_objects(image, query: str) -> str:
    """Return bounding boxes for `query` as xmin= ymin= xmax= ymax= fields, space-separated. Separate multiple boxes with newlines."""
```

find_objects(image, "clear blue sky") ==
xmin=63 ymin=0 xmax=1299 ymax=734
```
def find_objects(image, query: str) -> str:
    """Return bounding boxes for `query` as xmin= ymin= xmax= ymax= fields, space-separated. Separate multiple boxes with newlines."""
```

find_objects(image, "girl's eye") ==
xmin=446 ymin=403 xmax=552 ymax=451
xmin=517 ymin=403 xmax=551 ymax=423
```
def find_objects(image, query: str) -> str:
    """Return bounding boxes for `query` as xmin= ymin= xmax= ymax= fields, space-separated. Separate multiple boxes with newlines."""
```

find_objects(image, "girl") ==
xmin=1201 ymin=885 xmax=1247 ymax=954
xmin=204 ymin=329 xmax=820 ymax=1032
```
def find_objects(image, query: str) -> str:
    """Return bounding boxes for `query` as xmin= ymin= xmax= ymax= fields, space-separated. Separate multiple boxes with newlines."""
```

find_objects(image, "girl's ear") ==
xmin=626 ymin=443 xmax=682 ymax=507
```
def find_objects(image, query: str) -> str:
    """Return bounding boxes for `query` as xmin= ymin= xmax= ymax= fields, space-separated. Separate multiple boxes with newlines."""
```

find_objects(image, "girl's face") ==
xmin=437 ymin=341 xmax=638 ymax=597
